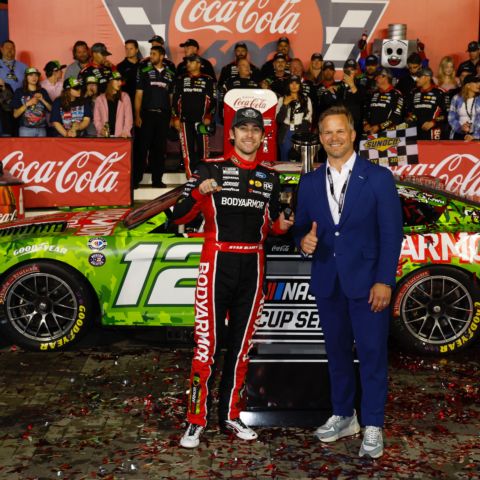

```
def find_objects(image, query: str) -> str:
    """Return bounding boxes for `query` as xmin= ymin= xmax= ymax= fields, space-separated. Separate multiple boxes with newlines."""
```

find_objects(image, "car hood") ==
xmin=0 ymin=208 xmax=131 ymax=239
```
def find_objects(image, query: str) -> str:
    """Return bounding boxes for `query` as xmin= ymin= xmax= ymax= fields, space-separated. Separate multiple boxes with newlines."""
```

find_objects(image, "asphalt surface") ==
xmin=0 ymin=328 xmax=479 ymax=480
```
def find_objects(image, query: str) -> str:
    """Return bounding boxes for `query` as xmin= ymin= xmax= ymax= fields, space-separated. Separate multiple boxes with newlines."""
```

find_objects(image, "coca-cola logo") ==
xmin=0 ymin=209 xmax=16 ymax=224
xmin=233 ymin=97 xmax=267 ymax=110
xmin=392 ymin=153 xmax=480 ymax=198
xmin=2 ymin=151 xmax=125 ymax=194
xmin=174 ymin=0 xmax=301 ymax=34
xmin=104 ymin=0 xmax=389 ymax=70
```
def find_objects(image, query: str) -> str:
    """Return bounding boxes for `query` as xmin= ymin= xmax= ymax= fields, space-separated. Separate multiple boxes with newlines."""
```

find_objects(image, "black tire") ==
xmin=0 ymin=261 xmax=95 ymax=351
xmin=391 ymin=266 xmax=480 ymax=355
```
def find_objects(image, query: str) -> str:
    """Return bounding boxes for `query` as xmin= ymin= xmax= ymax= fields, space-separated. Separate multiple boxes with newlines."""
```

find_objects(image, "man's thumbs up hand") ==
xmin=300 ymin=221 xmax=318 ymax=254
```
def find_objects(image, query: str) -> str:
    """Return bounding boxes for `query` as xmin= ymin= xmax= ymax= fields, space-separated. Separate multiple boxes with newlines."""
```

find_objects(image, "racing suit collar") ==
xmin=379 ymin=85 xmax=394 ymax=93
xmin=230 ymin=152 xmax=260 ymax=170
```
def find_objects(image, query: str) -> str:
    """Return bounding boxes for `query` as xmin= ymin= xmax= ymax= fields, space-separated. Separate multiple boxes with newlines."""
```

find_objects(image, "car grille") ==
xmin=0 ymin=221 xmax=67 ymax=237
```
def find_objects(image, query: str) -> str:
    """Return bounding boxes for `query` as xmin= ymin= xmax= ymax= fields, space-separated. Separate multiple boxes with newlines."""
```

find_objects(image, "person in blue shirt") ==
xmin=0 ymin=40 xmax=27 ymax=92
xmin=12 ymin=67 xmax=52 ymax=137
xmin=50 ymin=77 xmax=92 ymax=137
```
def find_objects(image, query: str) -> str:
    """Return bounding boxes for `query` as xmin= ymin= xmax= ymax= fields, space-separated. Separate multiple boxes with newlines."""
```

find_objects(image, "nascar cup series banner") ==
xmin=0 ymin=138 xmax=132 ymax=209
xmin=9 ymin=0 xmax=479 ymax=76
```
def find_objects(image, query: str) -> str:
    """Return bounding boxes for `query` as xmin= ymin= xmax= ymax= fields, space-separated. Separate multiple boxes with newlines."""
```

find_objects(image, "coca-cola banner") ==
xmin=0 ymin=138 xmax=132 ymax=209
xmin=391 ymin=141 xmax=480 ymax=199
xmin=9 ymin=0 xmax=479 ymax=78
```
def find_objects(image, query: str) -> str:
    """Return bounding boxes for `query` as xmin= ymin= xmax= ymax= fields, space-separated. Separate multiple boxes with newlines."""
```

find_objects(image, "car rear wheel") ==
xmin=391 ymin=266 xmax=480 ymax=355
xmin=0 ymin=261 xmax=95 ymax=351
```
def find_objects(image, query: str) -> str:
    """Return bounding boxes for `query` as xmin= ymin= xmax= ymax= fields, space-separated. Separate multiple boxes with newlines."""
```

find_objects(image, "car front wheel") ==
xmin=0 ymin=261 xmax=95 ymax=351
xmin=391 ymin=266 xmax=480 ymax=355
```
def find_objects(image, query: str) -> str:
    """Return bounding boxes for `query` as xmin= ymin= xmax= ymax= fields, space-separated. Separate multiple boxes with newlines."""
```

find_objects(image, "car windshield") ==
xmin=124 ymin=186 xmax=184 ymax=229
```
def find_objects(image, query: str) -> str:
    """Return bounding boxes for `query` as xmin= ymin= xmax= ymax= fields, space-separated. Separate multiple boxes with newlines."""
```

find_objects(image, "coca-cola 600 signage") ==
xmin=0 ymin=138 xmax=132 ymax=208
xmin=104 ymin=0 xmax=389 ymax=69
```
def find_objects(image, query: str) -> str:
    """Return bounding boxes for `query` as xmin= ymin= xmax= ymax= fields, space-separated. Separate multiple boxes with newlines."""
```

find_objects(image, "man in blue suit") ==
xmin=293 ymin=105 xmax=403 ymax=458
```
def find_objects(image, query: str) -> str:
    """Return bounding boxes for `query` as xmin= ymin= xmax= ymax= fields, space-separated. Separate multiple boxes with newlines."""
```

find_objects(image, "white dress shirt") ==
xmin=326 ymin=153 xmax=356 ymax=224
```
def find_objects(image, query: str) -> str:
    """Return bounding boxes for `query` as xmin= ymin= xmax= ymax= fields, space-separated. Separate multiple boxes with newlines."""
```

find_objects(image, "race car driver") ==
xmin=172 ymin=107 xmax=293 ymax=449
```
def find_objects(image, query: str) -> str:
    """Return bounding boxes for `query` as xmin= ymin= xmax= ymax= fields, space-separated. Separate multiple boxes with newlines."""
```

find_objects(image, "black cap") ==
xmin=467 ymin=41 xmax=479 ymax=52
xmin=91 ymin=42 xmax=112 ymax=56
xmin=273 ymin=53 xmax=286 ymax=61
xmin=151 ymin=45 xmax=166 ymax=55
xmin=44 ymin=60 xmax=66 ymax=75
xmin=343 ymin=58 xmax=357 ymax=69
xmin=63 ymin=77 xmax=82 ymax=90
xmin=323 ymin=61 xmax=335 ymax=70
xmin=407 ymin=52 xmax=422 ymax=65
xmin=148 ymin=35 xmax=164 ymax=45
xmin=463 ymin=74 xmax=480 ymax=86
xmin=311 ymin=52 xmax=323 ymax=61
xmin=234 ymin=42 xmax=247 ymax=49
xmin=365 ymin=54 xmax=378 ymax=66
xmin=289 ymin=75 xmax=301 ymax=83
xmin=458 ymin=64 xmax=475 ymax=75
xmin=231 ymin=107 xmax=264 ymax=130
xmin=180 ymin=38 xmax=199 ymax=49
xmin=417 ymin=67 xmax=433 ymax=77
xmin=183 ymin=53 xmax=201 ymax=63
xmin=277 ymin=37 xmax=290 ymax=44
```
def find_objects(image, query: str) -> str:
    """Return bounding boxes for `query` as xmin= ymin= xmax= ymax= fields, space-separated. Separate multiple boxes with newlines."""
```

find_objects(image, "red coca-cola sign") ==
xmin=391 ymin=141 xmax=480 ymax=200
xmin=0 ymin=138 xmax=132 ymax=208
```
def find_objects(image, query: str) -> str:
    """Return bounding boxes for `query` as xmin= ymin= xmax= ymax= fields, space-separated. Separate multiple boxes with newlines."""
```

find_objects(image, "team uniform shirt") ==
xmin=172 ymin=73 xmax=216 ymax=123
xmin=260 ymin=57 xmax=291 ymax=80
xmin=117 ymin=58 xmax=140 ymax=104
xmin=12 ymin=87 xmax=52 ymax=128
xmin=50 ymin=97 xmax=93 ymax=136
xmin=265 ymin=74 xmax=290 ymax=98
xmin=456 ymin=59 xmax=478 ymax=77
xmin=78 ymin=63 xmax=115 ymax=94
xmin=364 ymin=86 xmax=404 ymax=130
xmin=407 ymin=84 xmax=447 ymax=139
xmin=136 ymin=63 xmax=174 ymax=112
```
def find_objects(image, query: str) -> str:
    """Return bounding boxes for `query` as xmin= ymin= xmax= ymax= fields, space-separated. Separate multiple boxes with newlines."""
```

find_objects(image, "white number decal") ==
xmin=116 ymin=244 xmax=159 ymax=306
xmin=115 ymin=243 xmax=202 ymax=307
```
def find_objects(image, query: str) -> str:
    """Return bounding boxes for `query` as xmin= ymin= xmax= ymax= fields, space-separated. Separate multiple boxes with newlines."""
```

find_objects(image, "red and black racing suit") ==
xmin=172 ymin=153 xmax=283 ymax=426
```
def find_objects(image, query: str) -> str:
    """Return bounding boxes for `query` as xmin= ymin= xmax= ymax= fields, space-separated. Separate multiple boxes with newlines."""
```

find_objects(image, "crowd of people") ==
xmin=0 ymin=36 xmax=479 ymax=185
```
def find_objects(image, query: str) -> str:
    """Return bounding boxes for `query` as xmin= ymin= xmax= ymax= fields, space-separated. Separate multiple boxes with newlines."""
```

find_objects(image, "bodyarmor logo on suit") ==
xmin=194 ymin=262 xmax=210 ymax=363
xmin=221 ymin=197 xmax=265 ymax=209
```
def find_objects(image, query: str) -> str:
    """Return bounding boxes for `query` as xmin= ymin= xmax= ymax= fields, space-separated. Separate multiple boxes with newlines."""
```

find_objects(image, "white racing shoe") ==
xmin=179 ymin=423 xmax=204 ymax=448
xmin=314 ymin=412 xmax=361 ymax=442
xmin=222 ymin=418 xmax=258 ymax=441
xmin=359 ymin=426 xmax=384 ymax=458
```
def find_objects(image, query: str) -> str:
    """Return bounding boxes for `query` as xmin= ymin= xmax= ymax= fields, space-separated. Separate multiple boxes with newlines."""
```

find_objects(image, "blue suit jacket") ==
xmin=293 ymin=156 xmax=404 ymax=299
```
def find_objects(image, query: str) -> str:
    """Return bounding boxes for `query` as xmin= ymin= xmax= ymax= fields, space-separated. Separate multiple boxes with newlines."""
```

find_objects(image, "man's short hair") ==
xmin=407 ymin=52 xmax=422 ymax=65
xmin=151 ymin=45 xmax=166 ymax=55
xmin=1 ymin=39 xmax=15 ymax=48
xmin=125 ymin=39 xmax=139 ymax=49
xmin=318 ymin=106 xmax=355 ymax=133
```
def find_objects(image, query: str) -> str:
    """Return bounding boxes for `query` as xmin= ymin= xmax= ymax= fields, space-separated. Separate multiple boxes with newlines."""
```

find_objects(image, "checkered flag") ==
xmin=359 ymin=126 xmax=419 ymax=167
xmin=104 ymin=0 xmax=176 ymax=56
xmin=316 ymin=0 xmax=390 ymax=68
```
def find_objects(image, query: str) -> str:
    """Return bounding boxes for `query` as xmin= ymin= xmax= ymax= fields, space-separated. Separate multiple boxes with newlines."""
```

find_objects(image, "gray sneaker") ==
xmin=314 ymin=412 xmax=360 ymax=442
xmin=359 ymin=426 xmax=384 ymax=458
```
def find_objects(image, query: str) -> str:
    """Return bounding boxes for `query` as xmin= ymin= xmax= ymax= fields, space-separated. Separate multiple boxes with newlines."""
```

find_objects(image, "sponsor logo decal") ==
xmin=88 ymin=237 xmax=108 ymax=250
xmin=194 ymin=262 xmax=210 ymax=362
xmin=221 ymin=197 xmax=265 ymax=208
xmin=13 ymin=243 xmax=68 ymax=257
xmin=89 ymin=253 xmax=106 ymax=267
xmin=0 ymin=265 xmax=40 ymax=303
xmin=255 ymin=171 xmax=267 ymax=179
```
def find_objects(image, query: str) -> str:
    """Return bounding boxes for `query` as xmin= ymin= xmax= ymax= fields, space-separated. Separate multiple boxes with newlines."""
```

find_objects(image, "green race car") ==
xmin=0 ymin=177 xmax=479 ymax=355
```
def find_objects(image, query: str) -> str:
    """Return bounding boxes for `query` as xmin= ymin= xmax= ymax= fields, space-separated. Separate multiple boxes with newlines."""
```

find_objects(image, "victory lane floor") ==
xmin=0 ymin=329 xmax=479 ymax=480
